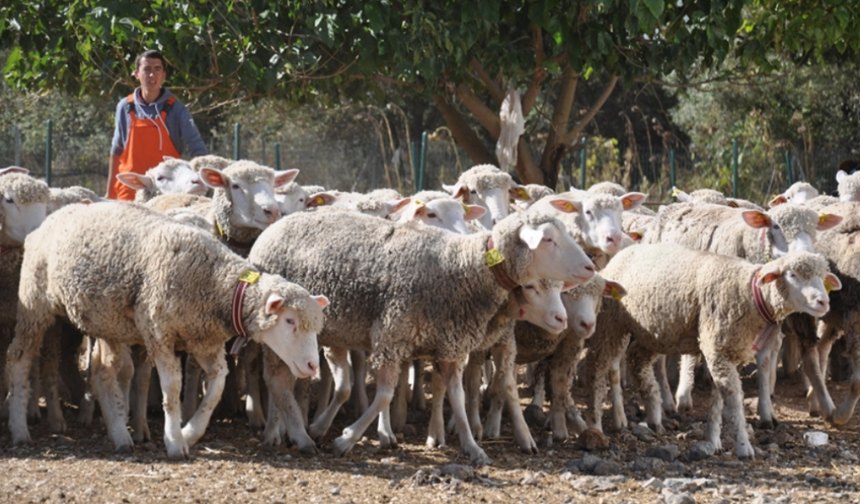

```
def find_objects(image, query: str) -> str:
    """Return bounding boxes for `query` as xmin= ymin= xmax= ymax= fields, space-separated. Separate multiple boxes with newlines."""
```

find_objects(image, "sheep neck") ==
xmin=485 ymin=236 xmax=519 ymax=291
xmin=228 ymin=271 xmax=260 ymax=356
xmin=750 ymin=267 xmax=779 ymax=352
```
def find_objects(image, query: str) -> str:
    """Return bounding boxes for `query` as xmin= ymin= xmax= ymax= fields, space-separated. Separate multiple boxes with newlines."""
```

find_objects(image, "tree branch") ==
xmin=470 ymin=58 xmax=505 ymax=106
xmin=432 ymin=93 xmax=495 ymax=167
xmin=515 ymin=136 xmax=544 ymax=185
xmin=564 ymin=74 xmax=619 ymax=144
xmin=455 ymin=84 xmax=501 ymax=139
xmin=522 ymin=25 xmax=549 ymax=115
xmin=539 ymin=66 xmax=579 ymax=173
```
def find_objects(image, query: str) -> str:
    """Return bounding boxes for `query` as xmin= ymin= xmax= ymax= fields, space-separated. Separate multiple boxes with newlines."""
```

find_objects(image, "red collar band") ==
xmin=486 ymin=237 xmax=519 ymax=291
xmin=750 ymin=268 xmax=779 ymax=351
xmin=229 ymin=278 xmax=253 ymax=356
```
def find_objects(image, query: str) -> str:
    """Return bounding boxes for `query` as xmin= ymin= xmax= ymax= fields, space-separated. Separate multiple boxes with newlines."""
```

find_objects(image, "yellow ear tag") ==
xmin=485 ymin=249 xmax=504 ymax=268
xmin=824 ymin=279 xmax=833 ymax=294
xmin=239 ymin=270 xmax=261 ymax=284
xmin=611 ymin=286 xmax=623 ymax=300
xmin=462 ymin=203 xmax=470 ymax=214
xmin=517 ymin=188 xmax=530 ymax=200
xmin=728 ymin=201 xmax=739 ymax=208
xmin=215 ymin=219 xmax=225 ymax=237
xmin=819 ymin=214 xmax=829 ymax=223
xmin=315 ymin=196 xmax=326 ymax=206
xmin=414 ymin=200 xmax=424 ymax=206
xmin=564 ymin=202 xmax=575 ymax=212
xmin=671 ymin=187 xmax=682 ymax=197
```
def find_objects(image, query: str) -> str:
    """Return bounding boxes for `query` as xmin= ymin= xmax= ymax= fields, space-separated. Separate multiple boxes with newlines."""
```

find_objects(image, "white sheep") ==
xmin=443 ymin=164 xmax=514 ymax=229
xmin=6 ymin=202 xmax=329 ymax=459
xmin=47 ymin=186 xmax=103 ymax=213
xmin=116 ymin=157 xmax=209 ymax=202
xmin=768 ymin=182 xmax=820 ymax=207
xmin=249 ymin=201 xmax=596 ymax=464
xmin=584 ymin=244 xmax=839 ymax=459
xmin=510 ymin=274 xmax=626 ymax=441
xmin=645 ymin=201 xmax=841 ymax=425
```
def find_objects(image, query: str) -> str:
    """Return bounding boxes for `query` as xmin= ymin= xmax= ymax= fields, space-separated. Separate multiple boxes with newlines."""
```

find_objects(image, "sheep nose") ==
xmin=579 ymin=320 xmax=594 ymax=333
xmin=555 ymin=314 xmax=568 ymax=326
xmin=307 ymin=361 xmax=318 ymax=374
xmin=585 ymin=263 xmax=596 ymax=272
xmin=263 ymin=206 xmax=281 ymax=223
xmin=816 ymin=299 xmax=829 ymax=310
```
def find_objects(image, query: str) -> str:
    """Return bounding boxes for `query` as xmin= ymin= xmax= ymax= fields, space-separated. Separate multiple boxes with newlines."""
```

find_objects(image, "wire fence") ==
xmin=2 ymin=120 xmax=856 ymax=206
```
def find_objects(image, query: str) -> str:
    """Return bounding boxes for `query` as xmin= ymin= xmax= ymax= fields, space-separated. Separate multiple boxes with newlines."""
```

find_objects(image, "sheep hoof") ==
xmin=523 ymin=405 xmax=546 ymax=427
xmin=115 ymin=443 xmax=135 ymax=455
xmin=758 ymin=420 xmax=775 ymax=430
xmin=808 ymin=410 xmax=821 ymax=418
xmin=469 ymin=449 xmax=492 ymax=467
xmin=332 ymin=437 xmax=354 ymax=457
xmin=296 ymin=442 xmax=318 ymax=455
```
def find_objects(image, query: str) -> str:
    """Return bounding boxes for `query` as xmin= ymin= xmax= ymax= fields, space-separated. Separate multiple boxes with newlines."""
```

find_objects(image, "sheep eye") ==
xmin=524 ymin=284 xmax=535 ymax=290
xmin=4 ymin=197 xmax=12 ymax=204
xmin=285 ymin=318 xmax=295 ymax=325
xmin=585 ymin=210 xmax=594 ymax=218
xmin=231 ymin=184 xmax=240 ymax=190
xmin=427 ymin=213 xmax=437 ymax=219
xmin=470 ymin=190 xmax=477 ymax=194
xmin=156 ymin=176 xmax=167 ymax=182
xmin=772 ymin=224 xmax=781 ymax=231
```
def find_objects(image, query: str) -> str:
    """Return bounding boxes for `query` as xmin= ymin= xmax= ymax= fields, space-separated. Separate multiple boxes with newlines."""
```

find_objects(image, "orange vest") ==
xmin=113 ymin=94 xmax=181 ymax=201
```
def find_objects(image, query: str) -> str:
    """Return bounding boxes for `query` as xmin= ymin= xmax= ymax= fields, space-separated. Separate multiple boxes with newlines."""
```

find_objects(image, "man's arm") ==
xmin=106 ymin=154 xmax=120 ymax=199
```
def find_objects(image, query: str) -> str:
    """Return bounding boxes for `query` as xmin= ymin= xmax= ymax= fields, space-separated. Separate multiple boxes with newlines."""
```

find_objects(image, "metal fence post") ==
xmin=785 ymin=151 xmax=793 ymax=185
xmin=732 ymin=139 xmax=738 ymax=198
xmin=670 ymin=149 xmax=676 ymax=201
xmin=45 ymin=120 xmax=53 ymax=187
xmin=579 ymin=136 xmax=587 ymax=190
xmin=274 ymin=143 xmax=281 ymax=171
xmin=418 ymin=131 xmax=427 ymax=191
xmin=261 ymin=137 xmax=266 ymax=166
xmin=233 ymin=123 xmax=241 ymax=160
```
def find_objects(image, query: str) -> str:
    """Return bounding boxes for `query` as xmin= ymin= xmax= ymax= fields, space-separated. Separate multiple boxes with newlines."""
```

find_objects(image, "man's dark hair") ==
xmin=134 ymin=50 xmax=166 ymax=72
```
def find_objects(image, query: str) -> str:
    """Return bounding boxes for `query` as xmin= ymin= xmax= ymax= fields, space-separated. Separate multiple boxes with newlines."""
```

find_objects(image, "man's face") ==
xmin=134 ymin=56 xmax=167 ymax=95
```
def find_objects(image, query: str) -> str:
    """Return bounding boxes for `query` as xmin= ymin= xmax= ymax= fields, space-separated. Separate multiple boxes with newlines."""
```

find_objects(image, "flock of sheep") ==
xmin=0 ymin=156 xmax=858 ymax=467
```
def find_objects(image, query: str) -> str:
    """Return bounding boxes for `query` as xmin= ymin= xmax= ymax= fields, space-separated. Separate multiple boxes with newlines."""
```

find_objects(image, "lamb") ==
xmin=584 ymin=244 xmax=839 ymax=459
xmin=390 ymin=190 xmax=486 ymax=234
xmin=6 ymin=202 xmax=329 ymax=459
xmin=443 ymin=164 xmax=514 ymax=229
xmin=768 ymin=182 xmax=820 ymax=207
xmin=274 ymin=181 xmax=334 ymax=215
xmin=249 ymin=201 xmax=596 ymax=464
xmin=0 ymin=168 xmax=50 ymax=409
xmin=511 ymin=183 xmax=555 ymax=210
xmin=116 ymin=157 xmax=209 ymax=202
xmin=836 ymin=169 xmax=860 ymax=202
xmin=509 ymin=274 xmax=626 ymax=441
xmin=645 ymin=202 xmax=841 ymax=425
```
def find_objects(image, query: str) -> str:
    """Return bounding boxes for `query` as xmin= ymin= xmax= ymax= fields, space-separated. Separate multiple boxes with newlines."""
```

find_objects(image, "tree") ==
xmin=3 ymin=1 xmax=855 ymax=187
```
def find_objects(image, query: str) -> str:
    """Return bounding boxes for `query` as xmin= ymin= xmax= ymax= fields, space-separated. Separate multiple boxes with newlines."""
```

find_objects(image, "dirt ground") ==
xmin=2 ymin=368 xmax=859 ymax=504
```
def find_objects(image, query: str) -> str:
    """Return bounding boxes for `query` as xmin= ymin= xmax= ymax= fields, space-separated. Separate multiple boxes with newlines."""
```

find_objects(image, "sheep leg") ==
xmin=832 ymin=328 xmax=860 ymax=426
xmin=26 ymin=358 xmax=42 ymax=422
xmin=262 ymin=349 xmax=316 ymax=453
xmin=312 ymin=350 xmax=333 ymax=423
xmin=464 ymin=351 xmax=485 ymax=441
xmin=708 ymin=352 xmax=753 ymax=458
xmin=549 ymin=335 xmax=588 ymax=441
xmin=704 ymin=381 xmax=724 ymax=453
xmin=308 ymin=347 xmax=351 ymax=440
xmin=654 ymin=355 xmax=677 ymax=414
xmin=491 ymin=334 xmax=537 ymax=453
xmin=585 ymin=338 xmax=615 ymax=433
xmin=333 ymin=362 xmax=399 ymax=457
xmin=608 ymin=354 xmax=628 ymax=431
xmin=41 ymin=323 xmax=66 ymax=434
xmin=181 ymin=354 xmax=203 ymax=423
xmin=180 ymin=349 xmax=228 ymax=449
xmin=425 ymin=370 xmax=447 ymax=448
xmin=376 ymin=401 xmax=398 ymax=449
xmin=390 ymin=360 xmax=410 ymax=433
xmin=627 ymin=342 xmax=664 ymax=434
xmin=129 ymin=345 xmax=152 ymax=442
xmin=91 ymin=340 xmax=135 ymax=452
xmin=150 ymin=344 xmax=190 ymax=460
xmin=437 ymin=359 xmax=492 ymax=465
xmin=411 ymin=359 xmax=427 ymax=411
xmin=675 ymin=354 xmax=697 ymax=413
xmin=241 ymin=341 xmax=266 ymax=429
xmin=295 ymin=377 xmax=310 ymax=428
xmin=350 ymin=350 xmax=369 ymax=417
xmin=755 ymin=331 xmax=784 ymax=429
xmin=77 ymin=336 xmax=96 ymax=426
xmin=524 ymin=359 xmax=548 ymax=426
xmin=809 ymin=323 xmax=837 ymax=416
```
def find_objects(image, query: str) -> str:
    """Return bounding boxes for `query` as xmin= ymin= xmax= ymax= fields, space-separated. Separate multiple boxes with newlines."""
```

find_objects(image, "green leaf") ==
xmin=642 ymin=0 xmax=664 ymax=20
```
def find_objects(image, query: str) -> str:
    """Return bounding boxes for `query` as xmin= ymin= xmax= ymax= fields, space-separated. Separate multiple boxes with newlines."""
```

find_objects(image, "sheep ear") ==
xmin=620 ymin=192 xmax=647 ymax=210
xmin=602 ymin=280 xmax=627 ymax=300
xmin=306 ymin=192 xmax=337 ymax=208
xmin=406 ymin=199 xmax=426 ymax=219
xmin=626 ymin=230 xmax=645 ymax=242
xmin=548 ymin=197 xmax=582 ymax=214
xmin=836 ymin=170 xmax=848 ymax=183
xmin=0 ymin=166 xmax=29 ymax=176
xmin=561 ymin=281 xmax=577 ymax=292
xmin=727 ymin=200 xmax=740 ymax=208
xmin=742 ymin=210 xmax=771 ymax=229
xmin=116 ymin=173 xmax=154 ymax=191
xmin=265 ymin=293 xmax=285 ymax=314
xmin=768 ymin=195 xmax=788 ymax=207
xmin=199 ymin=167 xmax=229 ymax=189
xmin=312 ymin=294 xmax=330 ymax=309
xmin=510 ymin=184 xmax=530 ymax=201
xmin=162 ymin=155 xmax=178 ymax=161
xmin=824 ymin=274 xmax=842 ymax=293
xmin=386 ymin=197 xmax=412 ymax=216
xmin=817 ymin=213 xmax=842 ymax=230
xmin=273 ymin=169 xmax=300 ymax=188
xmin=671 ymin=187 xmax=690 ymax=202
xmin=444 ymin=182 xmax=469 ymax=200
xmin=756 ymin=268 xmax=781 ymax=286
xmin=518 ymin=224 xmax=546 ymax=250
xmin=464 ymin=204 xmax=486 ymax=221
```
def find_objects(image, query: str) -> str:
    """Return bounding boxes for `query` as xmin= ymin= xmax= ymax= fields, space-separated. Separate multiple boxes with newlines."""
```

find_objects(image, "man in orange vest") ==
xmin=107 ymin=49 xmax=207 ymax=200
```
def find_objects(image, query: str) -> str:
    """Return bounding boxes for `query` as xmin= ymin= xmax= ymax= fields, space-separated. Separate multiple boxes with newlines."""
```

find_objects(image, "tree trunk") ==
xmin=432 ymin=94 xmax=495 ymax=168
